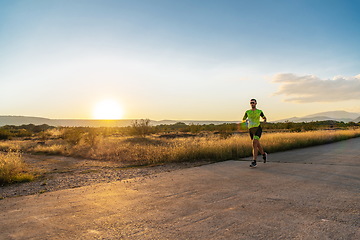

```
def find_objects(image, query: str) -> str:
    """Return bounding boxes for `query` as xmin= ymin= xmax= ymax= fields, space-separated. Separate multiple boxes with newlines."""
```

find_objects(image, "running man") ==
xmin=242 ymin=99 xmax=267 ymax=167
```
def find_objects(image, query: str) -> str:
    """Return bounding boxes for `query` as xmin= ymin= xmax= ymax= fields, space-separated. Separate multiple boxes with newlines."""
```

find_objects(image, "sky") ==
xmin=1 ymin=0 xmax=360 ymax=121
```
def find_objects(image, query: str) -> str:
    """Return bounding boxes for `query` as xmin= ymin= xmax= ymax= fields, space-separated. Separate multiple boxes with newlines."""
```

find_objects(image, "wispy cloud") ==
xmin=272 ymin=73 xmax=360 ymax=103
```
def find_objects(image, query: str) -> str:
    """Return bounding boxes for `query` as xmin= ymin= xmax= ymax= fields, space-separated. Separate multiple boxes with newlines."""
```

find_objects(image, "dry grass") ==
xmin=36 ymin=128 xmax=359 ymax=166
xmin=32 ymin=144 xmax=66 ymax=155
xmin=0 ymin=140 xmax=38 ymax=153
xmin=262 ymin=129 xmax=360 ymax=152
xmin=0 ymin=151 xmax=34 ymax=185
xmin=1 ymin=129 xmax=360 ymax=167
xmin=78 ymin=129 xmax=360 ymax=165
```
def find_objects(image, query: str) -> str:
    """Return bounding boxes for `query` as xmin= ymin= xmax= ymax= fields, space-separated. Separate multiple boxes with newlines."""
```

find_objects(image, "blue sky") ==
xmin=1 ymin=0 xmax=360 ymax=120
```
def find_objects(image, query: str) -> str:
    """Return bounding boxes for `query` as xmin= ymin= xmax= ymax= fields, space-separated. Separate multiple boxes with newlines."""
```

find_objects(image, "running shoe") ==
xmin=250 ymin=161 xmax=257 ymax=168
xmin=263 ymin=152 xmax=267 ymax=163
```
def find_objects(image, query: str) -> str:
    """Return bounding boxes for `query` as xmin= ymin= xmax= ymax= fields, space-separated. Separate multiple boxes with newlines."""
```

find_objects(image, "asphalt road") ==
xmin=1 ymin=138 xmax=359 ymax=240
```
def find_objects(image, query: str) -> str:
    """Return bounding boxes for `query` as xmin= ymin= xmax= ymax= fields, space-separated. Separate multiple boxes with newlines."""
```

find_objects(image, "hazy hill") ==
xmin=0 ymin=116 xmax=54 ymax=126
xmin=154 ymin=120 xmax=239 ymax=125
xmin=353 ymin=116 xmax=360 ymax=123
xmin=0 ymin=116 xmax=133 ymax=127
xmin=274 ymin=111 xmax=360 ymax=123
xmin=305 ymin=111 xmax=359 ymax=120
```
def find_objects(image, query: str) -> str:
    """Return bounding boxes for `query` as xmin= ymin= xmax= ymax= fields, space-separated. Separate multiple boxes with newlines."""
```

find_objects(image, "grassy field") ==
xmin=1 ymin=127 xmax=360 ymax=166
xmin=1 ymin=128 xmax=360 ymax=184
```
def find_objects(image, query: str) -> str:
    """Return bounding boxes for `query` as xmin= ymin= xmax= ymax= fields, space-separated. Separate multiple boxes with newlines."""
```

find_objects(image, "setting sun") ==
xmin=92 ymin=99 xmax=124 ymax=120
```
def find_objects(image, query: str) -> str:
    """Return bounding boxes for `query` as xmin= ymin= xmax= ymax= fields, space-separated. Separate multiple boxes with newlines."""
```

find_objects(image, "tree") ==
xmin=130 ymin=119 xmax=152 ymax=137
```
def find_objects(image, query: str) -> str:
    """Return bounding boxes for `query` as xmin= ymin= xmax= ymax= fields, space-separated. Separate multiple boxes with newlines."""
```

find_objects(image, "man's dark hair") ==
xmin=250 ymin=99 xmax=257 ymax=102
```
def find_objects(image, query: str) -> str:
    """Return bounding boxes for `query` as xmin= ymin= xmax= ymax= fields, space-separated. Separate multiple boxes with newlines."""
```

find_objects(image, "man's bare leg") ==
xmin=253 ymin=139 xmax=265 ymax=160
xmin=256 ymin=140 xmax=265 ymax=155
xmin=252 ymin=140 xmax=259 ymax=160
xmin=256 ymin=140 xmax=267 ymax=163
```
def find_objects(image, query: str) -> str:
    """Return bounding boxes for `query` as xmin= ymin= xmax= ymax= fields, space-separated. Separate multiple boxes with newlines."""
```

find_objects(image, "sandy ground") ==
xmin=0 ymin=154 xmax=210 ymax=198
xmin=0 ymin=138 xmax=359 ymax=239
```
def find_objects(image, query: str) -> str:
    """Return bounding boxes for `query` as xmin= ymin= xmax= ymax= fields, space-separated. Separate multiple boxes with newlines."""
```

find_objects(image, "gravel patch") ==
xmin=0 ymin=154 xmax=211 ymax=199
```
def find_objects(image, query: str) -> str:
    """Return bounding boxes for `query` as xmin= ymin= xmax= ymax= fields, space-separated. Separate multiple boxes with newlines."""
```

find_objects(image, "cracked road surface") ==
xmin=1 ymin=138 xmax=359 ymax=239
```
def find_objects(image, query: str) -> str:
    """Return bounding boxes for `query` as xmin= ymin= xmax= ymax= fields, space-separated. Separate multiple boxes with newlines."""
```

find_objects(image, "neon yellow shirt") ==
xmin=243 ymin=109 xmax=265 ymax=129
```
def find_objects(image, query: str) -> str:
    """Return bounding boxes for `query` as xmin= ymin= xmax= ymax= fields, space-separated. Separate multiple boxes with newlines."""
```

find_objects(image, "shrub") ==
xmin=0 ymin=151 xmax=34 ymax=185
xmin=62 ymin=128 xmax=85 ymax=145
xmin=82 ymin=128 xmax=102 ymax=147
xmin=0 ymin=129 xmax=11 ymax=140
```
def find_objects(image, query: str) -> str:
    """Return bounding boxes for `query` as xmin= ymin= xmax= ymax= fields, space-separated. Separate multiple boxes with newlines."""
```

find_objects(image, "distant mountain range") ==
xmin=273 ymin=111 xmax=360 ymax=123
xmin=0 ymin=110 xmax=359 ymax=127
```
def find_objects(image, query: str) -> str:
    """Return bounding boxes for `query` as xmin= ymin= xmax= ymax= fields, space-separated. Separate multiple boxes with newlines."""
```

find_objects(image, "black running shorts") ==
xmin=249 ymin=126 xmax=262 ymax=140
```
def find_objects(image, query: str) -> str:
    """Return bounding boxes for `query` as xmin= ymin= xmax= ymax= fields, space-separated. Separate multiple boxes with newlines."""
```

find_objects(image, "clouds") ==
xmin=273 ymin=73 xmax=360 ymax=103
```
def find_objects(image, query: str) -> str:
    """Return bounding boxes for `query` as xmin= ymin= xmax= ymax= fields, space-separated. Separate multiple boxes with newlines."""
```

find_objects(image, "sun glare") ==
xmin=93 ymin=99 xmax=124 ymax=120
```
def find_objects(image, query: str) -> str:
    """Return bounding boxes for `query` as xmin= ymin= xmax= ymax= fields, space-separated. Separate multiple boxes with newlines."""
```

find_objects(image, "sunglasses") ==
xmin=250 ymin=102 xmax=256 ymax=104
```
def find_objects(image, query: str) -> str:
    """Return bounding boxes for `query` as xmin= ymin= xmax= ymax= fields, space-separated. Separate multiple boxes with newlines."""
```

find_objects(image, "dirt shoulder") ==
xmin=0 ymin=154 xmax=211 ymax=199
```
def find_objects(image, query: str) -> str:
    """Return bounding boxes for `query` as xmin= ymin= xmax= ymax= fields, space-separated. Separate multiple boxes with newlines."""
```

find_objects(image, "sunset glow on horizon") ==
xmin=92 ymin=99 xmax=124 ymax=120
